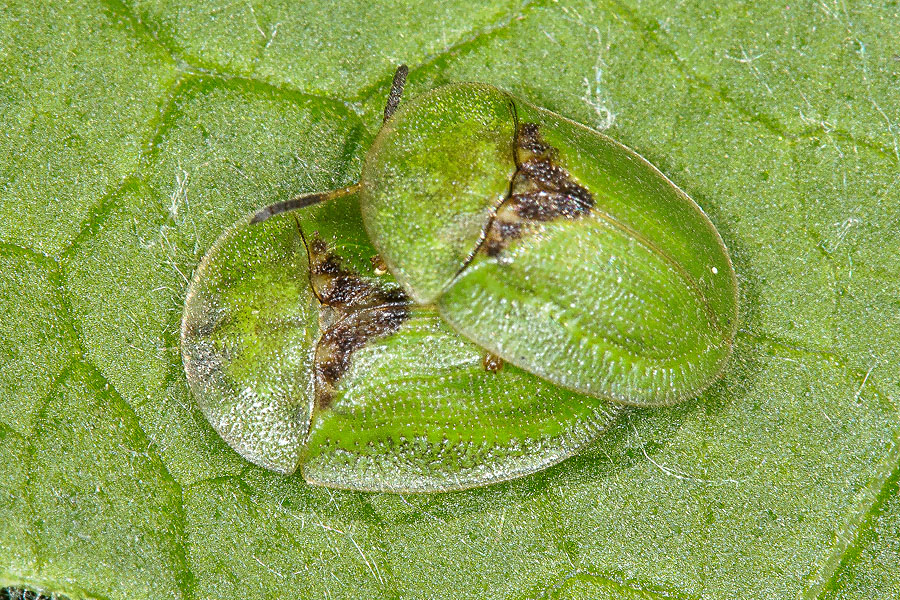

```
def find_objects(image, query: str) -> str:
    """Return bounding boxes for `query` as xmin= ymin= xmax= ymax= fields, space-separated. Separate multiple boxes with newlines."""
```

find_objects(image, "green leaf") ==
xmin=2 ymin=0 xmax=898 ymax=598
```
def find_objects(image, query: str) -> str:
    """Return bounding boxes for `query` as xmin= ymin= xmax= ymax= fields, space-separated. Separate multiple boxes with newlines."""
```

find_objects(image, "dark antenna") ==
xmin=251 ymin=64 xmax=408 ymax=225
xmin=250 ymin=184 xmax=360 ymax=224
xmin=383 ymin=64 xmax=408 ymax=123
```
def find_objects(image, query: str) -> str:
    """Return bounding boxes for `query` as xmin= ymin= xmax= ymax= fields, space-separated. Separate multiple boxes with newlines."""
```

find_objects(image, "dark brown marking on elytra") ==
xmin=311 ymin=255 xmax=344 ymax=276
xmin=495 ymin=220 xmax=523 ymax=237
xmin=482 ymin=123 xmax=594 ymax=257
xmin=482 ymin=351 xmax=504 ymax=373
xmin=307 ymin=233 xmax=397 ymax=310
xmin=484 ymin=220 xmax=523 ymax=257
xmin=512 ymin=189 xmax=592 ymax=221
xmin=314 ymin=304 xmax=409 ymax=411
xmin=518 ymin=161 xmax=593 ymax=203
xmin=517 ymin=122 xmax=555 ymax=159
xmin=484 ymin=238 xmax=504 ymax=258
xmin=303 ymin=233 xmax=410 ymax=412
xmin=316 ymin=275 xmax=373 ymax=307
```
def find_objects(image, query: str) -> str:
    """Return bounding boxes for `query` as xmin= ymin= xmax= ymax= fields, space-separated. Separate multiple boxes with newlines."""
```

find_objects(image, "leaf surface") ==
xmin=2 ymin=0 xmax=898 ymax=598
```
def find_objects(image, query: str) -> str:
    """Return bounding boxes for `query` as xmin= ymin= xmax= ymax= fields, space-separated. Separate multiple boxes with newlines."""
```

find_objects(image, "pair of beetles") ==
xmin=181 ymin=66 xmax=738 ymax=493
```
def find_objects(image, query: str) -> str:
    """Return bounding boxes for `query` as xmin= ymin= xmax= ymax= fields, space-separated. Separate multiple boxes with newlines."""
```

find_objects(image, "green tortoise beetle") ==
xmin=182 ymin=191 xmax=623 ymax=492
xmin=253 ymin=65 xmax=739 ymax=408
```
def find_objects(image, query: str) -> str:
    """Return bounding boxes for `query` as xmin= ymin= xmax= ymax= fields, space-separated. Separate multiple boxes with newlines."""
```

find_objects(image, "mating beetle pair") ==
xmin=181 ymin=66 xmax=738 ymax=492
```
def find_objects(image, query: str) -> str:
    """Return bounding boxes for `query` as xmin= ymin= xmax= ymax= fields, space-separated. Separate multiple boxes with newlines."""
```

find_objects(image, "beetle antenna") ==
xmin=382 ymin=64 xmax=408 ymax=123
xmin=250 ymin=183 xmax=361 ymax=224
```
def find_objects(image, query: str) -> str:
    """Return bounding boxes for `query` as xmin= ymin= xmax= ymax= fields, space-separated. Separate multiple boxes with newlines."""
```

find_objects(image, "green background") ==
xmin=1 ymin=0 xmax=898 ymax=598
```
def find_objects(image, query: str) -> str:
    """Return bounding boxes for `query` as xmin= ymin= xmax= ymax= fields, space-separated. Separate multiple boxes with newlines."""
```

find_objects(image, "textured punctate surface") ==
xmin=2 ymin=0 xmax=899 ymax=598
xmin=304 ymin=309 xmax=622 ymax=492
xmin=181 ymin=211 xmax=319 ymax=475
xmin=361 ymin=84 xmax=518 ymax=303
xmin=438 ymin=99 xmax=736 ymax=405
